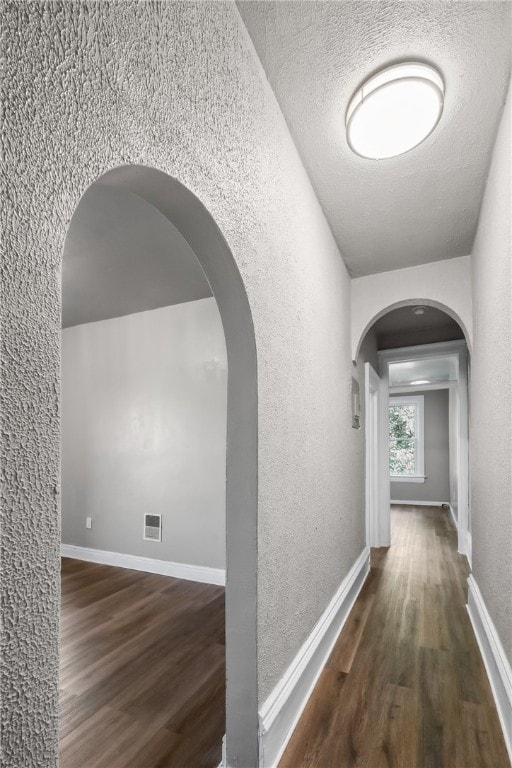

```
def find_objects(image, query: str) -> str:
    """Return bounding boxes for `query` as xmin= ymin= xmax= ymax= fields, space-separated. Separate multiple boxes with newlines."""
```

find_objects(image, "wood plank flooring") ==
xmin=59 ymin=559 xmax=225 ymax=768
xmin=279 ymin=505 xmax=511 ymax=768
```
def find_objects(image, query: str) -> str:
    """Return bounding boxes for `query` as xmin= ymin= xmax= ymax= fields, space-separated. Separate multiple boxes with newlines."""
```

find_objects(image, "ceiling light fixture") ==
xmin=410 ymin=379 xmax=431 ymax=386
xmin=346 ymin=62 xmax=444 ymax=159
xmin=412 ymin=306 xmax=427 ymax=315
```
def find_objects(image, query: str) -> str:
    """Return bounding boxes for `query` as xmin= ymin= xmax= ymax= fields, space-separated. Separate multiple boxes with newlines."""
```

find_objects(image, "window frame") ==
xmin=389 ymin=395 xmax=425 ymax=483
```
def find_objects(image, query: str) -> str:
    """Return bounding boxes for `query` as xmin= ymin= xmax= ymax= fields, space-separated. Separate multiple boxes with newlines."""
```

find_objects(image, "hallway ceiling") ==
xmin=62 ymin=183 xmax=212 ymax=328
xmin=373 ymin=305 xmax=464 ymax=350
xmin=237 ymin=1 xmax=511 ymax=277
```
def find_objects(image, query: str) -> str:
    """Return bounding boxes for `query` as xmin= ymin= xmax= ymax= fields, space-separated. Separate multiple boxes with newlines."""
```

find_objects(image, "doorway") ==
xmin=360 ymin=305 xmax=471 ymax=561
xmin=59 ymin=165 xmax=258 ymax=767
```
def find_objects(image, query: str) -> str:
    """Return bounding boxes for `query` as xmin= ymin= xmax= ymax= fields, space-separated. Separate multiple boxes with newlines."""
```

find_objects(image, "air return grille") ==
xmin=144 ymin=514 xmax=162 ymax=542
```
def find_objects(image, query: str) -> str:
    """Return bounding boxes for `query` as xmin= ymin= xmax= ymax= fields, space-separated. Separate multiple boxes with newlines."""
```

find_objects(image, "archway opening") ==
xmin=354 ymin=297 xmax=472 ymax=363
xmin=358 ymin=301 xmax=471 ymax=561
xmin=59 ymin=165 xmax=258 ymax=768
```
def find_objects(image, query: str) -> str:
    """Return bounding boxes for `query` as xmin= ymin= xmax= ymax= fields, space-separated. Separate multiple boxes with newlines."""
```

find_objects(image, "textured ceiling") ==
xmin=62 ymin=183 xmax=212 ymax=328
xmin=238 ymin=1 xmax=511 ymax=277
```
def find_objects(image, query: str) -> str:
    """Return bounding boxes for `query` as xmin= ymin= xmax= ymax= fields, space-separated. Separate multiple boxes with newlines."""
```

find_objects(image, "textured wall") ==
xmin=471 ymin=81 xmax=511 ymax=664
xmin=62 ymin=298 xmax=227 ymax=569
xmin=0 ymin=3 xmax=364 ymax=764
xmin=257 ymin=227 xmax=366 ymax=701
xmin=351 ymin=255 xmax=473 ymax=360
xmin=390 ymin=389 xmax=450 ymax=503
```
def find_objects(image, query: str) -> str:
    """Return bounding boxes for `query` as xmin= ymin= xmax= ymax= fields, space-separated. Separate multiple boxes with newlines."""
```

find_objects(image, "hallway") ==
xmin=2 ymin=4 xmax=511 ymax=765
xmin=280 ymin=506 xmax=510 ymax=768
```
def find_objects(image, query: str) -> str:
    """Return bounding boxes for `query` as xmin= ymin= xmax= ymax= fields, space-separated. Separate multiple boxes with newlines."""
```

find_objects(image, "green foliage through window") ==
xmin=389 ymin=404 xmax=416 ymax=475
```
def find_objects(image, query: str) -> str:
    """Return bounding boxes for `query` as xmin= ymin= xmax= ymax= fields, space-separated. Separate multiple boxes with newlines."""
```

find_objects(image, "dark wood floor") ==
xmin=59 ymin=559 xmax=225 ymax=768
xmin=279 ymin=505 xmax=511 ymax=768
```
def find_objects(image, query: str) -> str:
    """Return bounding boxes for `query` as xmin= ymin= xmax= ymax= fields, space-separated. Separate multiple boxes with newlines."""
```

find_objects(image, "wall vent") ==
xmin=144 ymin=513 xmax=162 ymax=542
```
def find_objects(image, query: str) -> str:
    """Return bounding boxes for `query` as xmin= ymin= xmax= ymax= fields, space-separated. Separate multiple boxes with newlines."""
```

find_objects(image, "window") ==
xmin=389 ymin=395 xmax=425 ymax=483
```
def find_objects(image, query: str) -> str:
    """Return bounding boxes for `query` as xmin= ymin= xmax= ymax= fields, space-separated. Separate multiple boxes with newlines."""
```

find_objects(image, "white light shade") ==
xmin=346 ymin=63 xmax=444 ymax=159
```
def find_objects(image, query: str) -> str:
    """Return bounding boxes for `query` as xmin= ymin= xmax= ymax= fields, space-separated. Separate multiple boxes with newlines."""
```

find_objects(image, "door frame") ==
xmin=365 ymin=362 xmax=391 ymax=547
xmin=378 ymin=340 xmax=471 ymax=562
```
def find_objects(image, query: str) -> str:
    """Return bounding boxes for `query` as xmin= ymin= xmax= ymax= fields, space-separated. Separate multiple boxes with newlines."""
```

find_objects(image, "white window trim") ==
xmin=389 ymin=395 xmax=425 ymax=483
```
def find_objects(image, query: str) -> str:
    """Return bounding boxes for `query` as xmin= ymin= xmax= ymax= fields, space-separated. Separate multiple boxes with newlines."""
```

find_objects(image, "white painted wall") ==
xmin=351 ymin=255 xmax=473 ymax=360
xmin=471 ymin=80 xmax=511 ymax=664
xmin=61 ymin=298 xmax=227 ymax=569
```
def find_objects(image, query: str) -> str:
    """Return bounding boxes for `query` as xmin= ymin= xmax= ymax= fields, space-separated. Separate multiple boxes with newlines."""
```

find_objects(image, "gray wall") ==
xmin=390 ymin=389 xmax=450 ymax=503
xmin=61 ymin=298 xmax=227 ymax=569
xmin=471 ymin=80 xmax=511 ymax=664
xmin=0 ymin=3 xmax=366 ymax=765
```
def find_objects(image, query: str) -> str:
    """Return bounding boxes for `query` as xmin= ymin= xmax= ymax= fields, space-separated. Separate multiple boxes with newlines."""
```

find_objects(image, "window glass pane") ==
xmin=389 ymin=404 xmax=416 ymax=475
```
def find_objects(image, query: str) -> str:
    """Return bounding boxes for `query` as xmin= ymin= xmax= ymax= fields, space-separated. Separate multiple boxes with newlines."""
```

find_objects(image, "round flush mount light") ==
xmin=346 ymin=62 xmax=444 ymax=159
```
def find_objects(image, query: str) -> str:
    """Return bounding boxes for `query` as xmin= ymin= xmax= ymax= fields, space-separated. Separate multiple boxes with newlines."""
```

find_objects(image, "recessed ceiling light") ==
xmin=346 ymin=62 xmax=444 ymax=160
xmin=411 ymin=380 xmax=431 ymax=386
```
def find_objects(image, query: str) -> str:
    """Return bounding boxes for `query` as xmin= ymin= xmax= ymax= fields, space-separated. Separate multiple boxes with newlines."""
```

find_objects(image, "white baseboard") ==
xmin=466 ymin=532 xmax=472 ymax=567
xmin=456 ymin=527 xmax=472 ymax=565
xmin=390 ymin=499 xmax=449 ymax=507
xmin=258 ymin=547 xmax=370 ymax=768
xmin=60 ymin=544 xmax=225 ymax=586
xmin=467 ymin=575 xmax=512 ymax=762
xmin=217 ymin=734 xmax=226 ymax=768
xmin=449 ymin=503 xmax=458 ymax=530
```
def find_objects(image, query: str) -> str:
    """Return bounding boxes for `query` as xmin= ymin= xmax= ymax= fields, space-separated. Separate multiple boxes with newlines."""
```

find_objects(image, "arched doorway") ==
xmin=358 ymin=302 xmax=471 ymax=561
xmin=354 ymin=297 xmax=472 ymax=362
xmin=60 ymin=165 xmax=258 ymax=766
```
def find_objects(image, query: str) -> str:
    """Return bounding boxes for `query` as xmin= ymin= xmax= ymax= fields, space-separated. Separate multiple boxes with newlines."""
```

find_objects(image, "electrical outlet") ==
xmin=86 ymin=517 xmax=92 ymax=529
